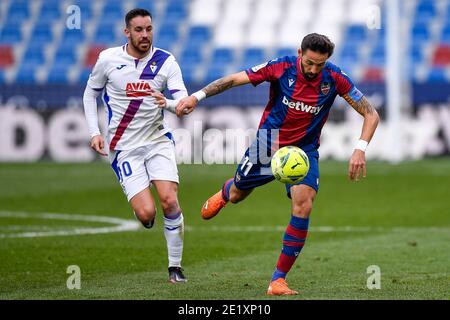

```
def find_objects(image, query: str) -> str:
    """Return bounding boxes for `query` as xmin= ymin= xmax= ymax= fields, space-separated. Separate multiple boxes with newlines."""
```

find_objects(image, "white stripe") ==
xmin=0 ymin=211 xmax=140 ymax=239
xmin=183 ymin=225 xmax=450 ymax=233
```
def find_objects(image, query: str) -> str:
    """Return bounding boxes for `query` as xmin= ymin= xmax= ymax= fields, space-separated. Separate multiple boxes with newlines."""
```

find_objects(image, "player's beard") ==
xmin=130 ymin=35 xmax=152 ymax=56
xmin=300 ymin=63 xmax=319 ymax=80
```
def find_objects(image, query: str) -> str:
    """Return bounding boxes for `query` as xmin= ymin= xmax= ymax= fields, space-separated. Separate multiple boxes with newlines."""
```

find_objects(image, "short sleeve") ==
xmin=87 ymin=52 xmax=108 ymax=90
xmin=166 ymin=58 xmax=188 ymax=98
xmin=245 ymin=59 xmax=291 ymax=86
xmin=334 ymin=68 xmax=363 ymax=102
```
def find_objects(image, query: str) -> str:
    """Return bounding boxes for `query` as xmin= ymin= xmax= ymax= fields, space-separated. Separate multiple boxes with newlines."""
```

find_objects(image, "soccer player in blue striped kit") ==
xmin=158 ymin=33 xmax=380 ymax=295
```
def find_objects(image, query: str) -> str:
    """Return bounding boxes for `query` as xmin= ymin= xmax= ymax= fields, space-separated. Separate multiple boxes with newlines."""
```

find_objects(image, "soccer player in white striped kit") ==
xmin=83 ymin=8 xmax=187 ymax=283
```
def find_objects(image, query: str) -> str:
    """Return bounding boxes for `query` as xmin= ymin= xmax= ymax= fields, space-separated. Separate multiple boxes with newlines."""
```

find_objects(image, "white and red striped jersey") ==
xmin=86 ymin=45 xmax=187 ymax=151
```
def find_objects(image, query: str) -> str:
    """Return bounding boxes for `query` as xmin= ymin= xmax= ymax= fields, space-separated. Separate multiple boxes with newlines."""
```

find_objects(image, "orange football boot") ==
xmin=201 ymin=190 xmax=227 ymax=220
xmin=267 ymin=278 xmax=298 ymax=296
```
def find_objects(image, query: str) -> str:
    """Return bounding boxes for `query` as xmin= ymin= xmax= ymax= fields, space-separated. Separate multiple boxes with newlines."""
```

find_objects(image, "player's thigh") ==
xmin=109 ymin=147 xmax=150 ymax=202
xmin=146 ymin=137 xmax=179 ymax=185
xmin=233 ymin=148 xmax=274 ymax=191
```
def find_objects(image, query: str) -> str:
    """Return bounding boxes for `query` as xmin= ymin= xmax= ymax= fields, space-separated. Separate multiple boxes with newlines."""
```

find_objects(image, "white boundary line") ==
xmin=0 ymin=211 xmax=140 ymax=238
xmin=183 ymin=225 xmax=450 ymax=233
xmin=1 ymin=211 xmax=448 ymax=238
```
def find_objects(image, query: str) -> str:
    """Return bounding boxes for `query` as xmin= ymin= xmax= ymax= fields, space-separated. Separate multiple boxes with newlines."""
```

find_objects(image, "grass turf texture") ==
xmin=0 ymin=160 xmax=449 ymax=300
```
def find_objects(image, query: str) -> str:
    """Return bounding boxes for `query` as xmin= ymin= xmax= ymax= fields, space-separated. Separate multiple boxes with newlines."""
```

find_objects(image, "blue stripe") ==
xmin=165 ymin=132 xmax=175 ymax=145
xmin=283 ymin=234 xmax=306 ymax=242
xmin=140 ymin=49 xmax=171 ymax=80
xmin=111 ymin=151 xmax=122 ymax=181
xmin=290 ymin=215 xmax=309 ymax=230
xmin=102 ymin=89 xmax=113 ymax=125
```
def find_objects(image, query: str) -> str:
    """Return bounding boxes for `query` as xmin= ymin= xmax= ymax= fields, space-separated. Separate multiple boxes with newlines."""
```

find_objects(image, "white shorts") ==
xmin=108 ymin=134 xmax=179 ymax=201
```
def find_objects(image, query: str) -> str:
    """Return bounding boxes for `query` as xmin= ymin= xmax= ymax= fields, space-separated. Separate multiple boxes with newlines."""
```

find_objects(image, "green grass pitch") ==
xmin=0 ymin=160 xmax=449 ymax=300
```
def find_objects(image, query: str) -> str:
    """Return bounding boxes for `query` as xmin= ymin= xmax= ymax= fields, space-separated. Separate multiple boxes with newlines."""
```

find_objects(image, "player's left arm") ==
xmin=342 ymin=93 xmax=380 ymax=182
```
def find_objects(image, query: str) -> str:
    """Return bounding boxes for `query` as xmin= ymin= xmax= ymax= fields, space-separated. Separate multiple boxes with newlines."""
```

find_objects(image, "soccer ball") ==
xmin=271 ymin=146 xmax=310 ymax=184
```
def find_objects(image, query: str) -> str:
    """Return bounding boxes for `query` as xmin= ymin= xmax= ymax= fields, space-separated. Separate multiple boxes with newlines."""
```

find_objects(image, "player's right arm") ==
xmin=83 ymin=51 xmax=108 ymax=156
xmin=175 ymin=71 xmax=250 ymax=116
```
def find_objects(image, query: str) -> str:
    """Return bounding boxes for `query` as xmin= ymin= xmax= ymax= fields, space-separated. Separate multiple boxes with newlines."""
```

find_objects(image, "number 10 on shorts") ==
xmin=117 ymin=161 xmax=133 ymax=182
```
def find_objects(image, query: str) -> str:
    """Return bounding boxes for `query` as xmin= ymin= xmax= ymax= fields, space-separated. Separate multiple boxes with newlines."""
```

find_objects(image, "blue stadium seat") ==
xmin=156 ymin=27 xmax=179 ymax=50
xmin=180 ymin=66 xmax=196 ymax=84
xmin=0 ymin=24 xmax=22 ymax=44
xmin=411 ymin=23 xmax=430 ymax=42
xmin=410 ymin=43 xmax=424 ymax=63
xmin=31 ymin=22 xmax=53 ymax=43
xmin=368 ymin=41 xmax=385 ymax=66
xmin=211 ymin=48 xmax=234 ymax=64
xmin=276 ymin=48 xmax=296 ymax=58
xmin=94 ymin=21 xmax=118 ymax=44
xmin=185 ymin=26 xmax=210 ymax=49
xmin=54 ymin=45 xmax=77 ymax=65
xmin=427 ymin=67 xmax=448 ymax=82
xmin=6 ymin=0 xmax=30 ymax=20
xmin=338 ymin=43 xmax=359 ymax=62
xmin=180 ymin=48 xmax=203 ymax=65
xmin=23 ymin=43 xmax=46 ymax=65
xmin=72 ymin=0 xmax=93 ymax=20
xmin=441 ymin=25 xmax=450 ymax=44
xmin=241 ymin=48 xmax=266 ymax=68
xmin=39 ymin=0 xmax=61 ymax=21
xmin=47 ymin=64 xmax=70 ymax=83
xmin=164 ymin=1 xmax=187 ymax=21
xmin=60 ymin=28 xmax=85 ymax=47
xmin=78 ymin=68 xmax=92 ymax=83
xmin=205 ymin=66 xmax=227 ymax=83
xmin=345 ymin=25 xmax=367 ymax=42
xmin=134 ymin=0 xmax=155 ymax=13
xmin=414 ymin=0 xmax=436 ymax=23
xmin=101 ymin=1 xmax=123 ymax=21
xmin=15 ymin=65 xmax=37 ymax=83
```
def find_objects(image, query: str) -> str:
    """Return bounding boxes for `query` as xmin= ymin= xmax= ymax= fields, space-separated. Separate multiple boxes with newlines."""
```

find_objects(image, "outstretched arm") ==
xmin=342 ymin=94 xmax=380 ymax=181
xmin=175 ymin=71 xmax=251 ymax=116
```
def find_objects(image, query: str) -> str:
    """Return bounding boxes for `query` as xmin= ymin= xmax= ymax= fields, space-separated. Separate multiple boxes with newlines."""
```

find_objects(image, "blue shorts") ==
xmin=233 ymin=148 xmax=320 ymax=198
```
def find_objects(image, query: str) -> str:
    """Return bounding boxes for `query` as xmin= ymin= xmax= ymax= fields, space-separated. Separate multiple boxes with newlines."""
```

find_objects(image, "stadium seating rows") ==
xmin=0 ymin=0 xmax=449 ymax=85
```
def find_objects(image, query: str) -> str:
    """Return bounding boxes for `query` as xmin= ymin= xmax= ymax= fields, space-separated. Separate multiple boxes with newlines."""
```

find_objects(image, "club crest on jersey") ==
xmin=125 ymin=81 xmax=152 ymax=97
xmin=150 ymin=61 xmax=157 ymax=73
xmin=320 ymin=82 xmax=331 ymax=95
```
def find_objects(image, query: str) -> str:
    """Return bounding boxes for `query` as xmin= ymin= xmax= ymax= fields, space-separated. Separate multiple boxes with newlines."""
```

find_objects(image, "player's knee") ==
xmin=134 ymin=205 xmax=156 ymax=225
xmin=159 ymin=194 xmax=180 ymax=214
xmin=292 ymin=198 xmax=313 ymax=218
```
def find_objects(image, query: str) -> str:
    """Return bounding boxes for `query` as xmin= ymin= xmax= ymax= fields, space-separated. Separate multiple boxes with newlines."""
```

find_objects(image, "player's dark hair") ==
xmin=301 ymin=33 xmax=335 ymax=57
xmin=125 ymin=8 xmax=152 ymax=27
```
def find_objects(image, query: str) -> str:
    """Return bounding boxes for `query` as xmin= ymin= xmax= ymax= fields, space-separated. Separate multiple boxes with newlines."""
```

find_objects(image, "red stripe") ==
xmin=282 ymin=240 xmax=305 ymax=247
xmin=109 ymin=99 xmax=143 ymax=151
xmin=286 ymin=224 xmax=308 ymax=239
xmin=276 ymin=253 xmax=296 ymax=273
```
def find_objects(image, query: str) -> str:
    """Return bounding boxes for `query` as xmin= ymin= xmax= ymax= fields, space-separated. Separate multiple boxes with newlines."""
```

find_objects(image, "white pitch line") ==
xmin=0 ymin=211 xmax=140 ymax=239
xmin=1 ymin=211 xmax=448 ymax=238
xmin=182 ymin=225 xmax=450 ymax=233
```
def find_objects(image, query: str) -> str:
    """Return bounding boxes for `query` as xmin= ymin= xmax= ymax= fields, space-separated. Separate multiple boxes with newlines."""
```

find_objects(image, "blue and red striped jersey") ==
xmin=246 ymin=56 xmax=363 ymax=156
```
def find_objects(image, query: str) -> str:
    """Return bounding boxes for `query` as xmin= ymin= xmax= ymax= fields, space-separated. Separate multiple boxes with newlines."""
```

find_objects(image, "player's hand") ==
xmin=176 ymin=96 xmax=198 ymax=117
xmin=150 ymin=90 xmax=167 ymax=108
xmin=348 ymin=149 xmax=366 ymax=182
xmin=90 ymin=135 xmax=107 ymax=156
